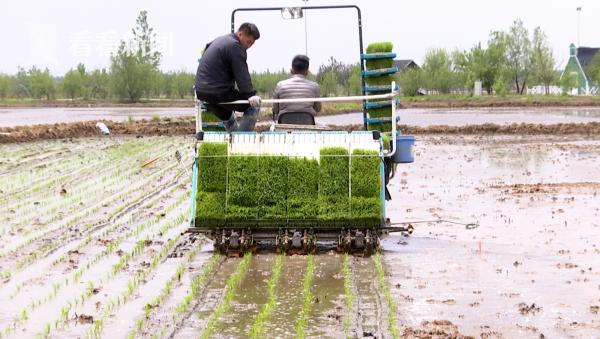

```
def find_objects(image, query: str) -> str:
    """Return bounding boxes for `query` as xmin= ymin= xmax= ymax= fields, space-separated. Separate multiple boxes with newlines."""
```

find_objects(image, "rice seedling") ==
xmin=200 ymin=254 xmax=253 ymax=339
xmin=0 ymin=161 xmax=181 ymax=270
xmin=366 ymin=41 xmax=393 ymax=54
xmin=86 ymin=234 xmax=186 ymax=339
xmin=4 ymin=138 xmax=171 ymax=226
xmin=320 ymin=147 xmax=350 ymax=223
xmin=257 ymin=156 xmax=288 ymax=220
xmin=295 ymin=255 xmax=315 ymax=339
xmin=367 ymin=122 xmax=393 ymax=133
xmin=249 ymin=254 xmax=284 ymax=338
xmin=366 ymin=58 xmax=394 ymax=70
xmin=126 ymin=239 xmax=207 ymax=339
xmin=342 ymin=254 xmax=355 ymax=338
xmin=30 ymin=206 xmax=190 ymax=337
xmin=226 ymin=155 xmax=260 ymax=221
xmin=365 ymin=75 xmax=395 ymax=87
xmin=373 ymin=252 xmax=399 ymax=339
xmin=287 ymin=157 xmax=319 ymax=222
xmin=367 ymin=106 xmax=392 ymax=118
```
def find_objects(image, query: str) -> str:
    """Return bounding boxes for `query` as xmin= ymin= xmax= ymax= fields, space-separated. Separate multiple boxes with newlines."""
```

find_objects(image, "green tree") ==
xmin=505 ymin=19 xmax=531 ymax=94
xmin=455 ymin=34 xmax=508 ymax=95
xmin=12 ymin=67 xmax=31 ymax=98
xmin=0 ymin=74 xmax=9 ymax=99
xmin=586 ymin=51 xmax=600 ymax=88
xmin=28 ymin=66 xmax=55 ymax=100
xmin=421 ymin=48 xmax=453 ymax=94
xmin=397 ymin=68 xmax=422 ymax=96
xmin=62 ymin=69 xmax=82 ymax=99
xmin=61 ymin=63 xmax=88 ymax=100
xmin=132 ymin=10 xmax=162 ymax=68
xmin=251 ymin=69 xmax=288 ymax=97
xmin=346 ymin=65 xmax=362 ymax=96
xmin=530 ymin=27 xmax=556 ymax=95
xmin=319 ymin=70 xmax=340 ymax=97
xmin=451 ymin=49 xmax=470 ymax=92
xmin=560 ymin=72 xmax=577 ymax=95
xmin=89 ymin=68 xmax=110 ymax=99
xmin=110 ymin=11 xmax=161 ymax=102
xmin=111 ymin=41 xmax=154 ymax=102
xmin=317 ymin=57 xmax=353 ymax=94
xmin=171 ymin=70 xmax=195 ymax=99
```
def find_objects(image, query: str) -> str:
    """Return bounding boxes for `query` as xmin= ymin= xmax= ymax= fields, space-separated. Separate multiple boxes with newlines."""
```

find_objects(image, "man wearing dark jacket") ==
xmin=195 ymin=23 xmax=262 ymax=132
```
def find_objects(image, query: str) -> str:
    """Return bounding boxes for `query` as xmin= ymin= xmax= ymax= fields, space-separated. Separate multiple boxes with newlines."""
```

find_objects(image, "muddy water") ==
xmin=176 ymin=258 xmax=242 ymax=337
xmin=4 ymin=106 xmax=600 ymax=128
xmin=305 ymin=253 xmax=345 ymax=338
xmin=317 ymin=107 xmax=600 ymax=126
xmin=383 ymin=135 xmax=600 ymax=338
xmin=214 ymin=254 xmax=273 ymax=337
xmin=259 ymin=254 xmax=306 ymax=337
xmin=0 ymin=107 xmax=193 ymax=127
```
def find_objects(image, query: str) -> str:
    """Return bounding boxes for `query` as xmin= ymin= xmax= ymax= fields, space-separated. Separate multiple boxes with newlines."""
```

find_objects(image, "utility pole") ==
xmin=577 ymin=6 xmax=582 ymax=47
xmin=303 ymin=0 xmax=308 ymax=55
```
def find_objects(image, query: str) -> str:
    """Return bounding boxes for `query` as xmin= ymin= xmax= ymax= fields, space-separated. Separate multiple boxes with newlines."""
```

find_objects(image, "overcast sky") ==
xmin=1 ymin=0 xmax=598 ymax=75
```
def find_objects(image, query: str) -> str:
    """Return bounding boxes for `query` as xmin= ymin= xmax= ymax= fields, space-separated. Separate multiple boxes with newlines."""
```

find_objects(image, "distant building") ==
xmin=561 ymin=43 xmax=599 ymax=95
xmin=393 ymin=59 xmax=419 ymax=72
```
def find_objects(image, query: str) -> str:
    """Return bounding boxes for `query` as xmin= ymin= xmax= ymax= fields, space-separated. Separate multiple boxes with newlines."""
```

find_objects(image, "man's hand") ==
xmin=248 ymin=95 xmax=262 ymax=108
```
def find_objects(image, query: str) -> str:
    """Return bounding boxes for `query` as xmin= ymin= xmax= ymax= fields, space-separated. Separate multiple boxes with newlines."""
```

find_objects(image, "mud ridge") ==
xmin=4 ymin=119 xmax=600 ymax=143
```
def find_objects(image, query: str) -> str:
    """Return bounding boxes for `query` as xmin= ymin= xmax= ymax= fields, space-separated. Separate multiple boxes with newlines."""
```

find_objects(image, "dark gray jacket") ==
xmin=194 ymin=33 xmax=256 ymax=98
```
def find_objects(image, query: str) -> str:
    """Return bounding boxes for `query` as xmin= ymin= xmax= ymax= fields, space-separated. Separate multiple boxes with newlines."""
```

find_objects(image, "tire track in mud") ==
xmin=352 ymin=256 xmax=386 ymax=338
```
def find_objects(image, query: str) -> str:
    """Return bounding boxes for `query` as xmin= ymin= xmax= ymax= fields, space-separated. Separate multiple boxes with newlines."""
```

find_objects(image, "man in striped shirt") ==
xmin=272 ymin=55 xmax=321 ymax=124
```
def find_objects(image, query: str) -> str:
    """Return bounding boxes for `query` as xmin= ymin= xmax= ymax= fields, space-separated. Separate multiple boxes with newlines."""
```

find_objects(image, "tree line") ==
xmin=1 ymin=15 xmax=599 ymax=102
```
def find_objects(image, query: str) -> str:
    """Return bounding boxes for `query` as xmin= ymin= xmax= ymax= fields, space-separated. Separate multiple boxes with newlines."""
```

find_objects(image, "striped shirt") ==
xmin=272 ymin=74 xmax=321 ymax=117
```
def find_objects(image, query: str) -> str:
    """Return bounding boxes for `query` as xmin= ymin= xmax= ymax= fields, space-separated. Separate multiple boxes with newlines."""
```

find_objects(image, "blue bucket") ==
xmin=390 ymin=135 xmax=415 ymax=163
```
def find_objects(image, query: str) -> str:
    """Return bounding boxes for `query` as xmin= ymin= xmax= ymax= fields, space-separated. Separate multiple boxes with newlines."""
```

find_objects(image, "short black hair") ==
xmin=292 ymin=55 xmax=310 ymax=72
xmin=237 ymin=23 xmax=260 ymax=39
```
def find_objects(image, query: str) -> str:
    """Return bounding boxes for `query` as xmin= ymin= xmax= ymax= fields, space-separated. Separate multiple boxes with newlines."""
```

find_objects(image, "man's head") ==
xmin=236 ymin=23 xmax=260 ymax=49
xmin=291 ymin=55 xmax=310 ymax=75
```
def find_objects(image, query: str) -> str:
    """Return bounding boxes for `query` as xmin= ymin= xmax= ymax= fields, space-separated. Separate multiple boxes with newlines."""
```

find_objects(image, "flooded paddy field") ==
xmin=0 ymin=134 xmax=598 ymax=338
xmin=3 ymin=106 xmax=600 ymax=128
xmin=385 ymin=134 xmax=600 ymax=338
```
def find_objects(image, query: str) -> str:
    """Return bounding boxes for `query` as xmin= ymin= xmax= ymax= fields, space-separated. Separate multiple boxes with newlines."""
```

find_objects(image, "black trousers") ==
xmin=195 ymin=90 xmax=250 ymax=121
